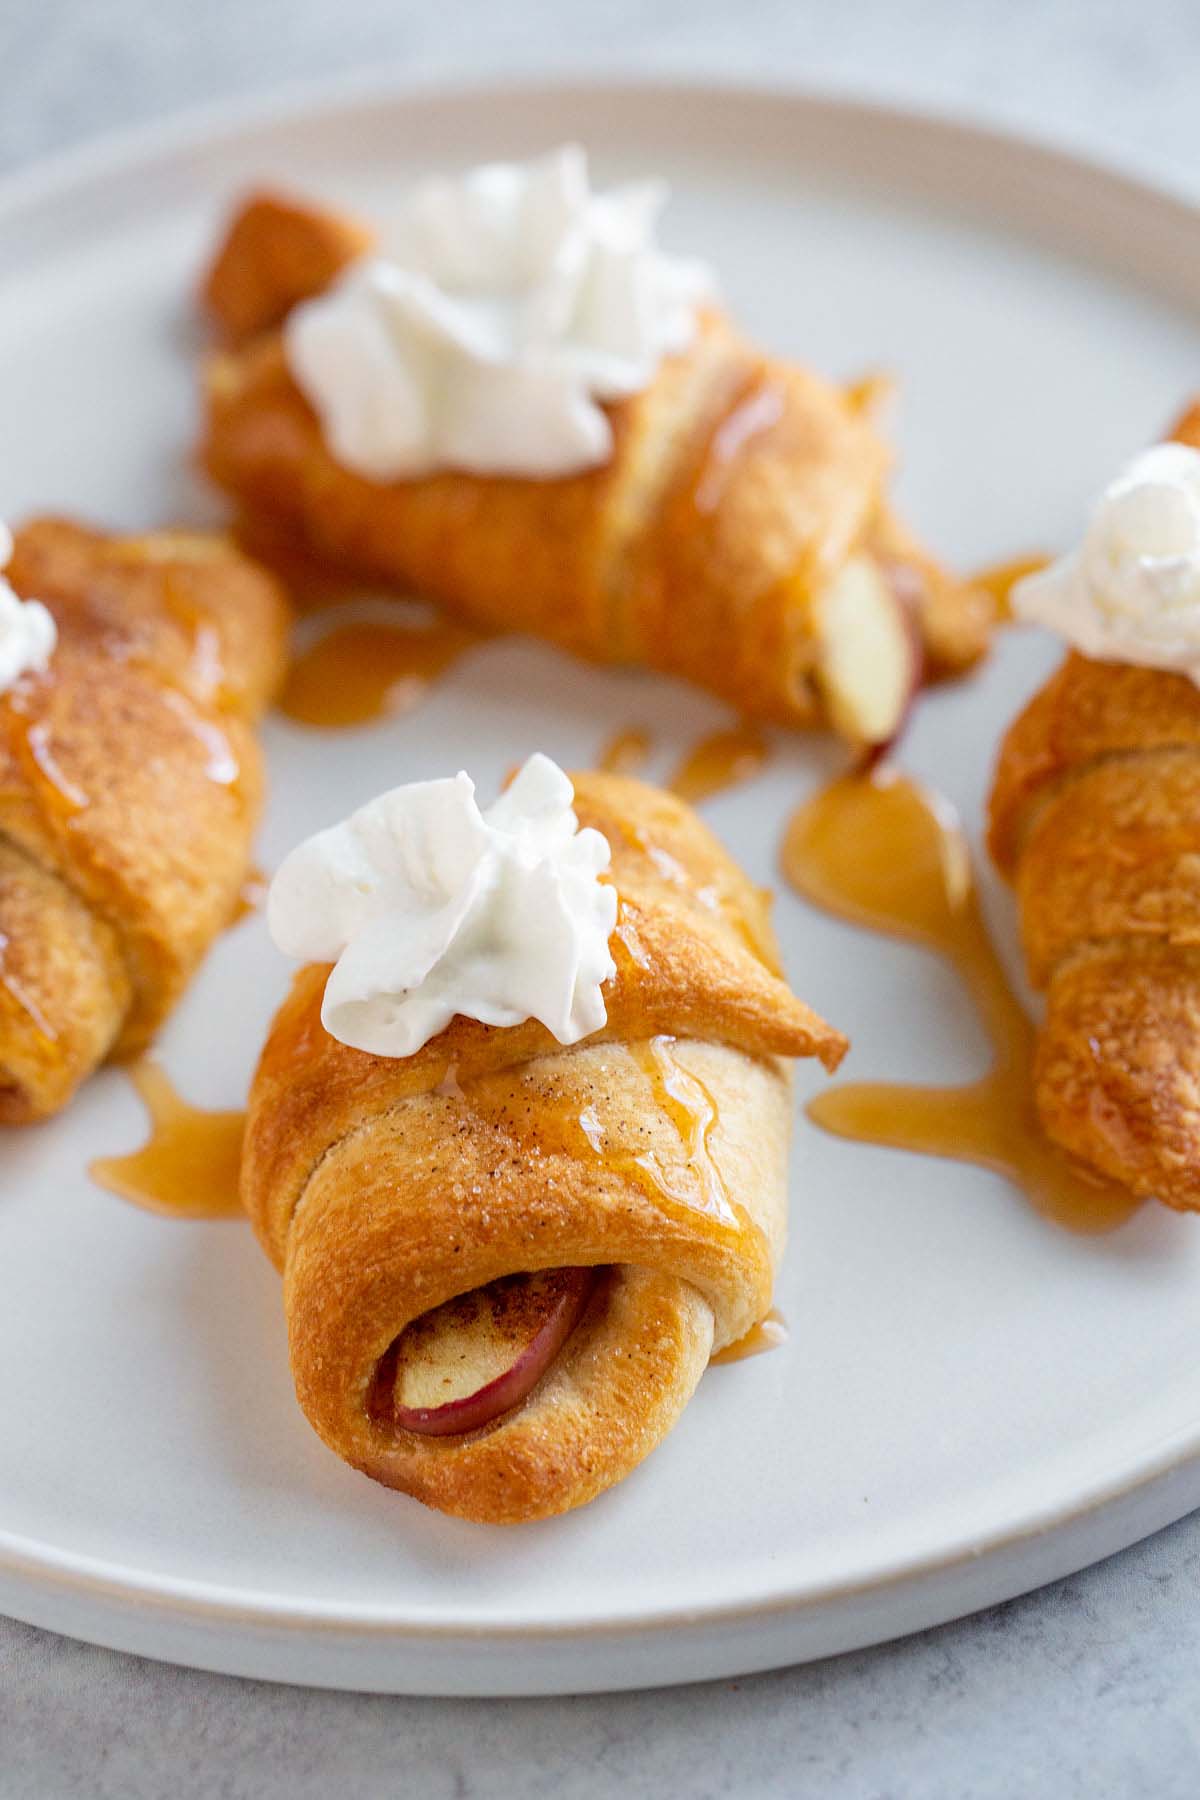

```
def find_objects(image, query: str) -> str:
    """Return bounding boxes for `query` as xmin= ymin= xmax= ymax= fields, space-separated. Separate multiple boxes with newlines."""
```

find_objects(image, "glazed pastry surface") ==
xmin=987 ymin=399 xmax=1200 ymax=1208
xmin=199 ymin=190 xmax=991 ymax=732
xmin=0 ymin=519 xmax=289 ymax=1121
xmin=242 ymin=773 xmax=845 ymax=1523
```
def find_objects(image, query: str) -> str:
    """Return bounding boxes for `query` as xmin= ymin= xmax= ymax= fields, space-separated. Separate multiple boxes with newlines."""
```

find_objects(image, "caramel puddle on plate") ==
xmin=90 ymin=1060 xmax=245 ymax=1219
xmin=597 ymin=727 xmax=653 ymax=777
xmin=279 ymin=615 xmax=478 ymax=729
xmin=597 ymin=722 xmax=771 ymax=805
xmin=710 ymin=1308 xmax=788 ymax=1365
xmin=669 ymin=724 xmax=771 ymax=804
xmin=970 ymin=555 xmax=1050 ymax=620
xmin=782 ymin=768 xmax=1142 ymax=1233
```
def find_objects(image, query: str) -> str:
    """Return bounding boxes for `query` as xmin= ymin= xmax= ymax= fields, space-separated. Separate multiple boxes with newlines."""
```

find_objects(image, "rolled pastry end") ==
xmin=0 ymin=840 xmax=131 ymax=1124
xmin=360 ymin=1265 xmax=715 ymax=1525
xmin=1035 ymin=942 xmax=1200 ymax=1212
xmin=271 ymin=1039 xmax=786 ymax=1524
xmin=245 ymin=766 xmax=816 ymax=1522
xmin=377 ymin=1266 xmax=601 ymax=1438
xmin=7 ymin=517 xmax=292 ymax=725
xmin=201 ymin=190 xmax=373 ymax=345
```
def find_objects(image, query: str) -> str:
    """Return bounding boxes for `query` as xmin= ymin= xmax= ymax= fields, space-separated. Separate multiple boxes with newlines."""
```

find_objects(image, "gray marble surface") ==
xmin=2 ymin=2 xmax=1200 ymax=1795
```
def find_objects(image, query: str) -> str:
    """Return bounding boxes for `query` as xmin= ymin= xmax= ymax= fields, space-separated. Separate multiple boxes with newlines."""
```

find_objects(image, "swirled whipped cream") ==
xmin=1013 ymin=443 xmax=1200 ymax=682
xmin=0 ymin=524 xmax=56 ymax=696
xmin=284 ymin=144 xmax=714 ymax=482
xmin=267 ymin=753 xmax=618 ymax=1057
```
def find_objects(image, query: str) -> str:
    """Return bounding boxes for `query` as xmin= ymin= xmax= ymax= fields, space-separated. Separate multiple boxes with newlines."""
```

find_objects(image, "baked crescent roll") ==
xmin=199 ymin=188 xmax=991 ymax=742
xmin=242 ymin=772 xmax=845 ymax=1524
xmin=987 ymin=405 xmax=1200 ymax=1210
xmin=0 ymin=518 xmax=289 ymax=1122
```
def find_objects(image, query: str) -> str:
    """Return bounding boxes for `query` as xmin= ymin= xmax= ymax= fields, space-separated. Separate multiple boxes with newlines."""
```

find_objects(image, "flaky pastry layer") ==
xmin=199 ymin=189 xmax=991 ymax=731
xmin=0 ymin=520 xmax=289 ymax=1120
xmin=242 ymin=773 xmax=844 ymax=1522
xmin=988 ymin=397 xmax=1200 ymax=1208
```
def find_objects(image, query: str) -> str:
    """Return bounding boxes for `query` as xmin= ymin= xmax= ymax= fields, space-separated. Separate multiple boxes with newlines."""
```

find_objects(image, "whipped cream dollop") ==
xmin=268 ymin=753 xmax=618 ymax=1057
xmin=1013 ymin=442 xmax=1200 ymax=681
xmin=284 ymin=144 xmax=714 ymax=482
xmin=0 ymin=524 xmax=56 ymax=695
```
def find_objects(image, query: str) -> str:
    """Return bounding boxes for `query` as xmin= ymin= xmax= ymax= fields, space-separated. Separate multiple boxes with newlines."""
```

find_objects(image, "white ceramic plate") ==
xmin=1 ymin=79 xmax=1199 ymax=1697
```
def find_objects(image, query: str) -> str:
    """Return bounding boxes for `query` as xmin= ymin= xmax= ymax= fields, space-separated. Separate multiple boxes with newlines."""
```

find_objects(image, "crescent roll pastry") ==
xmin=198 ymin=185 xmax=991 ymax=742
xmin=988 ymin=407 xmax=1200 ymax=1210
xmin=242 ymin=771 xmax=845 ymax=1524
xmin=0 ymin=518 xmax=289 ymax=1122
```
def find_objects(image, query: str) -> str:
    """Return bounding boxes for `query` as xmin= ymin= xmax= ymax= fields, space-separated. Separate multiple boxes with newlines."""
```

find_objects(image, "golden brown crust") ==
xmin=1016 ymin=748 xmax=1200 ymax=987
xmin=355 ymin=1267 xmax=717 ymax=1525
xmin=988 ymin=409 xmax=1200 ymax=1209
xmin=0 ymin=521 xmax=290 ymax=1120
xmin=1166 ymin=398 xmax=1200 ymax=451
xmin=199 ymin=190 xmax=991 ymax=729
xmin=0 ymin=837 xmax=130 ymax=1123
xmin=1035 ymin=942 xmax=1200 ymax=1212
xmin=242 ymin=772 xmax=841 ymax=1523
xmin=622 ymin=355 xmax=889 ymax=719
xmin=201 ymin=189 xmax=373 ymax=345
xmin=987 ymin=653 xmax=1200 ymax=875
xmin=7 ymin=519 xmax=287 ymax=721
xmin=870 ymin=507 xmax=996 ymax=681
xmin=243 ymin=772 xmax=845 ymax=1266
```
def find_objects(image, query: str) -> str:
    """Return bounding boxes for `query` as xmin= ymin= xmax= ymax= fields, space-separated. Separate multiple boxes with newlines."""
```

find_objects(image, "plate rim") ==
xmin=2 ymin=65 xmax=1197 ymax=214
xmin=0 ymin=1412 xmax=1197 ymax=1640
xmin=2 ymin=68 xmax=1200 ymax=1683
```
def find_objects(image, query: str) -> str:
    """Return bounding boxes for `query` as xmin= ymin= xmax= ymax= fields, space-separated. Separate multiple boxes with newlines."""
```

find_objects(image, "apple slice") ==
xmin=388 ymin=1267 xmax=598 ymax=1437
xmin=815 ymin=554 xmax=924 ymax=751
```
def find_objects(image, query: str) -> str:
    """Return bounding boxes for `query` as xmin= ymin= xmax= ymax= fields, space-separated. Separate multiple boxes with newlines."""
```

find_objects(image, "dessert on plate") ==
xmin=0 ymin=518 xmax=289 ymax=1122
xmin=988 ymin=406 xmax=1200 ymax=1210
xmin=241 ymin=754 xmax=845 ymax=1522
xmin=198 ymin=147 xmax=992 ymax=747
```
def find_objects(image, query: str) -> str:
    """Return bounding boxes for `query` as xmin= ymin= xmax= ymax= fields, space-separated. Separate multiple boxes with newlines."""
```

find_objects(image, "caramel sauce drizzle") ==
xmin=598 ymin=722 xmax=772 ymax=805
xmin=971 ymin=555 xmax=1050 ymax=620
xmin=782 ymin=769 xmax=1141 ymax=1233
xmin=843 ymin=370 xmax=894 ymax=418
xmin=455 ymin=1034 xmax=736 ymax=1227
xmin=612 ymin=901 xmax=652 ymax=972
xmin=161 ymin=688 xmax=241 ymax=789
xmin=692 ymin=381 xmax=787 ymax=515
xmin=17 ymin=714 xmax=89 ymax=814
xmin=627 ymin=1035 xmax=734 ymax=1222
xmin=0 ymin=931 xmax=55 ymax=1039
xmin=89 ymin=1060 xmax=245 ymax=1219
xmin=156 ymin=566 xmax=229 ymax=708
xmin=669 ymin=724 xmax=771 ymax=805
xmin=5 ymin=647 xmax=243 ymax=824
xmin=279 ymin=615 xmax=477 ymax=729
xmin=598 ymin=727 xmax=653 ymax=777
xmin=710 ymin=1308 xmax=788 ymax=1365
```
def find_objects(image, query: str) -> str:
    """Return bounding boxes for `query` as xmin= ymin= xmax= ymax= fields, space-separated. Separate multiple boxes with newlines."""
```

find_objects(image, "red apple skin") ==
xmin=392 ymin=1268 xmax=598 ymax=1438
